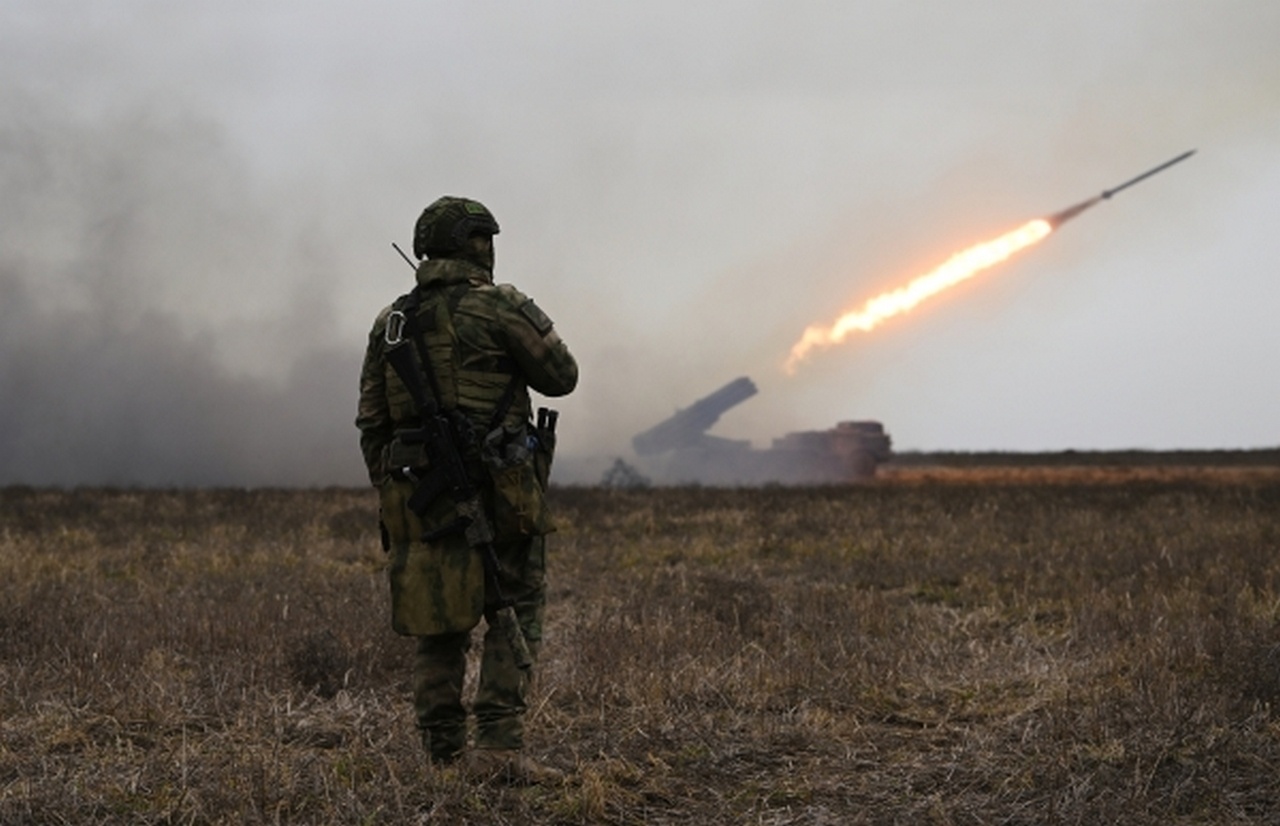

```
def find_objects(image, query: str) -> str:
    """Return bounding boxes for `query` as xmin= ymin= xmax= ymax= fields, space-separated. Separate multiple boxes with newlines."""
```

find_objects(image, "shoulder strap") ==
xmin=401 ymin=289 xmax=444 ymax=407
xmin=383 ymin=288 xmax=441 ymax=421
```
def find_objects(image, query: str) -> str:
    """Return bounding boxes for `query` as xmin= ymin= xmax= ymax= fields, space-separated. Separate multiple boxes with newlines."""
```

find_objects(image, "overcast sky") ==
xmin=2 ymin=1 xmax=1277 ymax=485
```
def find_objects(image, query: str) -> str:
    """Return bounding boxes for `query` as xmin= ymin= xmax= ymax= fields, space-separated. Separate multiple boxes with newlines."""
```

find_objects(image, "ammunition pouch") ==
xmin=389 ymin=412 xmax=481 ymax=520
xmin=489 ymin=458 xmax=553 ymax=536
xmin=386 ymin=428 xmax=431 ymax=480
xmin=480 ymin=413 xmax=557 ymax=537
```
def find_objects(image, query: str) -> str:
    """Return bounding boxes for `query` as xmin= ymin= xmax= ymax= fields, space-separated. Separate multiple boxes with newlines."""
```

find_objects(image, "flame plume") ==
xmin=783 ymin=151 xmax=1195 ymax=374
xmin=784 ymin=218 xmax=1053 ymax=373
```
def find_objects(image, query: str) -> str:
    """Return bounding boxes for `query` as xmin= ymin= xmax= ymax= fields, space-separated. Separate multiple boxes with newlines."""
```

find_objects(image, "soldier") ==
xmin=356 ymin=196 xmax=578 ymax=783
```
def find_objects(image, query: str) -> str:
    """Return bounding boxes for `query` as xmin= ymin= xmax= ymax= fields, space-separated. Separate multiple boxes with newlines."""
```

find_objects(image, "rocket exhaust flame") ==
xmin=784 ymin=219 xmax=1052 ymax=373
xmin=784 ymin=150 xmax=1195 ymax=374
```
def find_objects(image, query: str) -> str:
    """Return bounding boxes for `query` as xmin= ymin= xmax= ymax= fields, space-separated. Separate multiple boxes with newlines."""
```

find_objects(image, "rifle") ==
xmin=383 ymin=270 xmax=533 ymax=670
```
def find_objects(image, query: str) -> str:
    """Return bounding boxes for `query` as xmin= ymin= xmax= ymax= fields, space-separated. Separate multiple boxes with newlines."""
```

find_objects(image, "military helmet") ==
xmin=413 ymin=196 xmax=500 ymax=259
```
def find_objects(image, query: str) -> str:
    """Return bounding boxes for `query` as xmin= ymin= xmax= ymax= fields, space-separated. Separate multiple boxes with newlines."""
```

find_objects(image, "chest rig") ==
xmin=385 ymin=283 xmax=520 ymax=446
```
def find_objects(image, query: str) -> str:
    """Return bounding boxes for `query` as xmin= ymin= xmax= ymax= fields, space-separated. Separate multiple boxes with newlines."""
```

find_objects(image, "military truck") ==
xmin=631 ymin=377 xmax=891 ymax=485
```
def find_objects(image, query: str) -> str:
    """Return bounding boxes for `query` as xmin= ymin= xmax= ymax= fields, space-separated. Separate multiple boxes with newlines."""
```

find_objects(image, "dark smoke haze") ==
xmin=0 ymin=100 xmax=362 ymax=486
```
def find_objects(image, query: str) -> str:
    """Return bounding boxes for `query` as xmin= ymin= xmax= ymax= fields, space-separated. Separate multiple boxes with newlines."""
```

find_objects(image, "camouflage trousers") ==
xmin=414 ymin=534 xmax=546 ymax=762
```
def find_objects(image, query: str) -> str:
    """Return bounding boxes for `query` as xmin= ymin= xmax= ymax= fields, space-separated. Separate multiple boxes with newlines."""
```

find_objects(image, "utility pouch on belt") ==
xmin=480 ymin=417 xmax=555 ymax=537
xmin=489 ymin=459 xmax=553 ymax=536
xmin=386 ymin=428 xmax=431 ymax=478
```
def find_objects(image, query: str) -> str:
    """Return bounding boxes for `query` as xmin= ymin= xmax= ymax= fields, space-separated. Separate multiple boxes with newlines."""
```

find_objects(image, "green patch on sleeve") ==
xmin=518 ymin=299 xmax=554 ymax=336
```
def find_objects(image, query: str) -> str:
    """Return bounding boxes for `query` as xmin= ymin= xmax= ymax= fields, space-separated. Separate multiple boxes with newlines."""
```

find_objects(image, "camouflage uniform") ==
xmin=356 ymin=199 xmax=577 ymax=763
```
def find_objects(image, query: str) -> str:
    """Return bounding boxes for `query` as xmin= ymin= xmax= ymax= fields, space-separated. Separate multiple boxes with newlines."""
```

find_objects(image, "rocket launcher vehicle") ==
xmin=632 ymin=377 xmax=891 ymax=484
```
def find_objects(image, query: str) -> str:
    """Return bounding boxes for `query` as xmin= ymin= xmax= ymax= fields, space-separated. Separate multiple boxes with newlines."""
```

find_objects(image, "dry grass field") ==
xmin=3 ymin=468 xmax=1280 ymax=823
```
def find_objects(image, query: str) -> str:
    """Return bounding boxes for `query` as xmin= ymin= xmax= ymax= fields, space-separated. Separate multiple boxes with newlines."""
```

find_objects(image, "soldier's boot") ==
xmin=419 ymin=725 xmax=466 ymax=766
xmin=466 ymin=748 xmax=565 ymax=785
xmin=414 ymin=632 xmax=470 ymax=764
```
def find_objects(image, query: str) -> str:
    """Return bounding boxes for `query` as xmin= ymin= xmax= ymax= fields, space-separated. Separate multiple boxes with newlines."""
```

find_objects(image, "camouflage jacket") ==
xmin=356 ymin=257 xmax=578 ymax=485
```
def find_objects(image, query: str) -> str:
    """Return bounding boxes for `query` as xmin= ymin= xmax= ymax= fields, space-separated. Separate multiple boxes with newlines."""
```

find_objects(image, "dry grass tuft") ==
xmin=2 ymin=473 xmax=1280 ymax=822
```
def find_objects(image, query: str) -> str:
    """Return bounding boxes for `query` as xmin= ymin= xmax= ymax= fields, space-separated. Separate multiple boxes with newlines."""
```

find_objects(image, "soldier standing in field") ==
xmin=356 ymin=196 xmax=578 ymax=783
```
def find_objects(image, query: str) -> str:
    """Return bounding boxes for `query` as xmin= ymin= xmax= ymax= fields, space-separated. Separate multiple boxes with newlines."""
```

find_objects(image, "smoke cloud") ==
xmin=0 ymin=98 xmax=363 ymax=486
